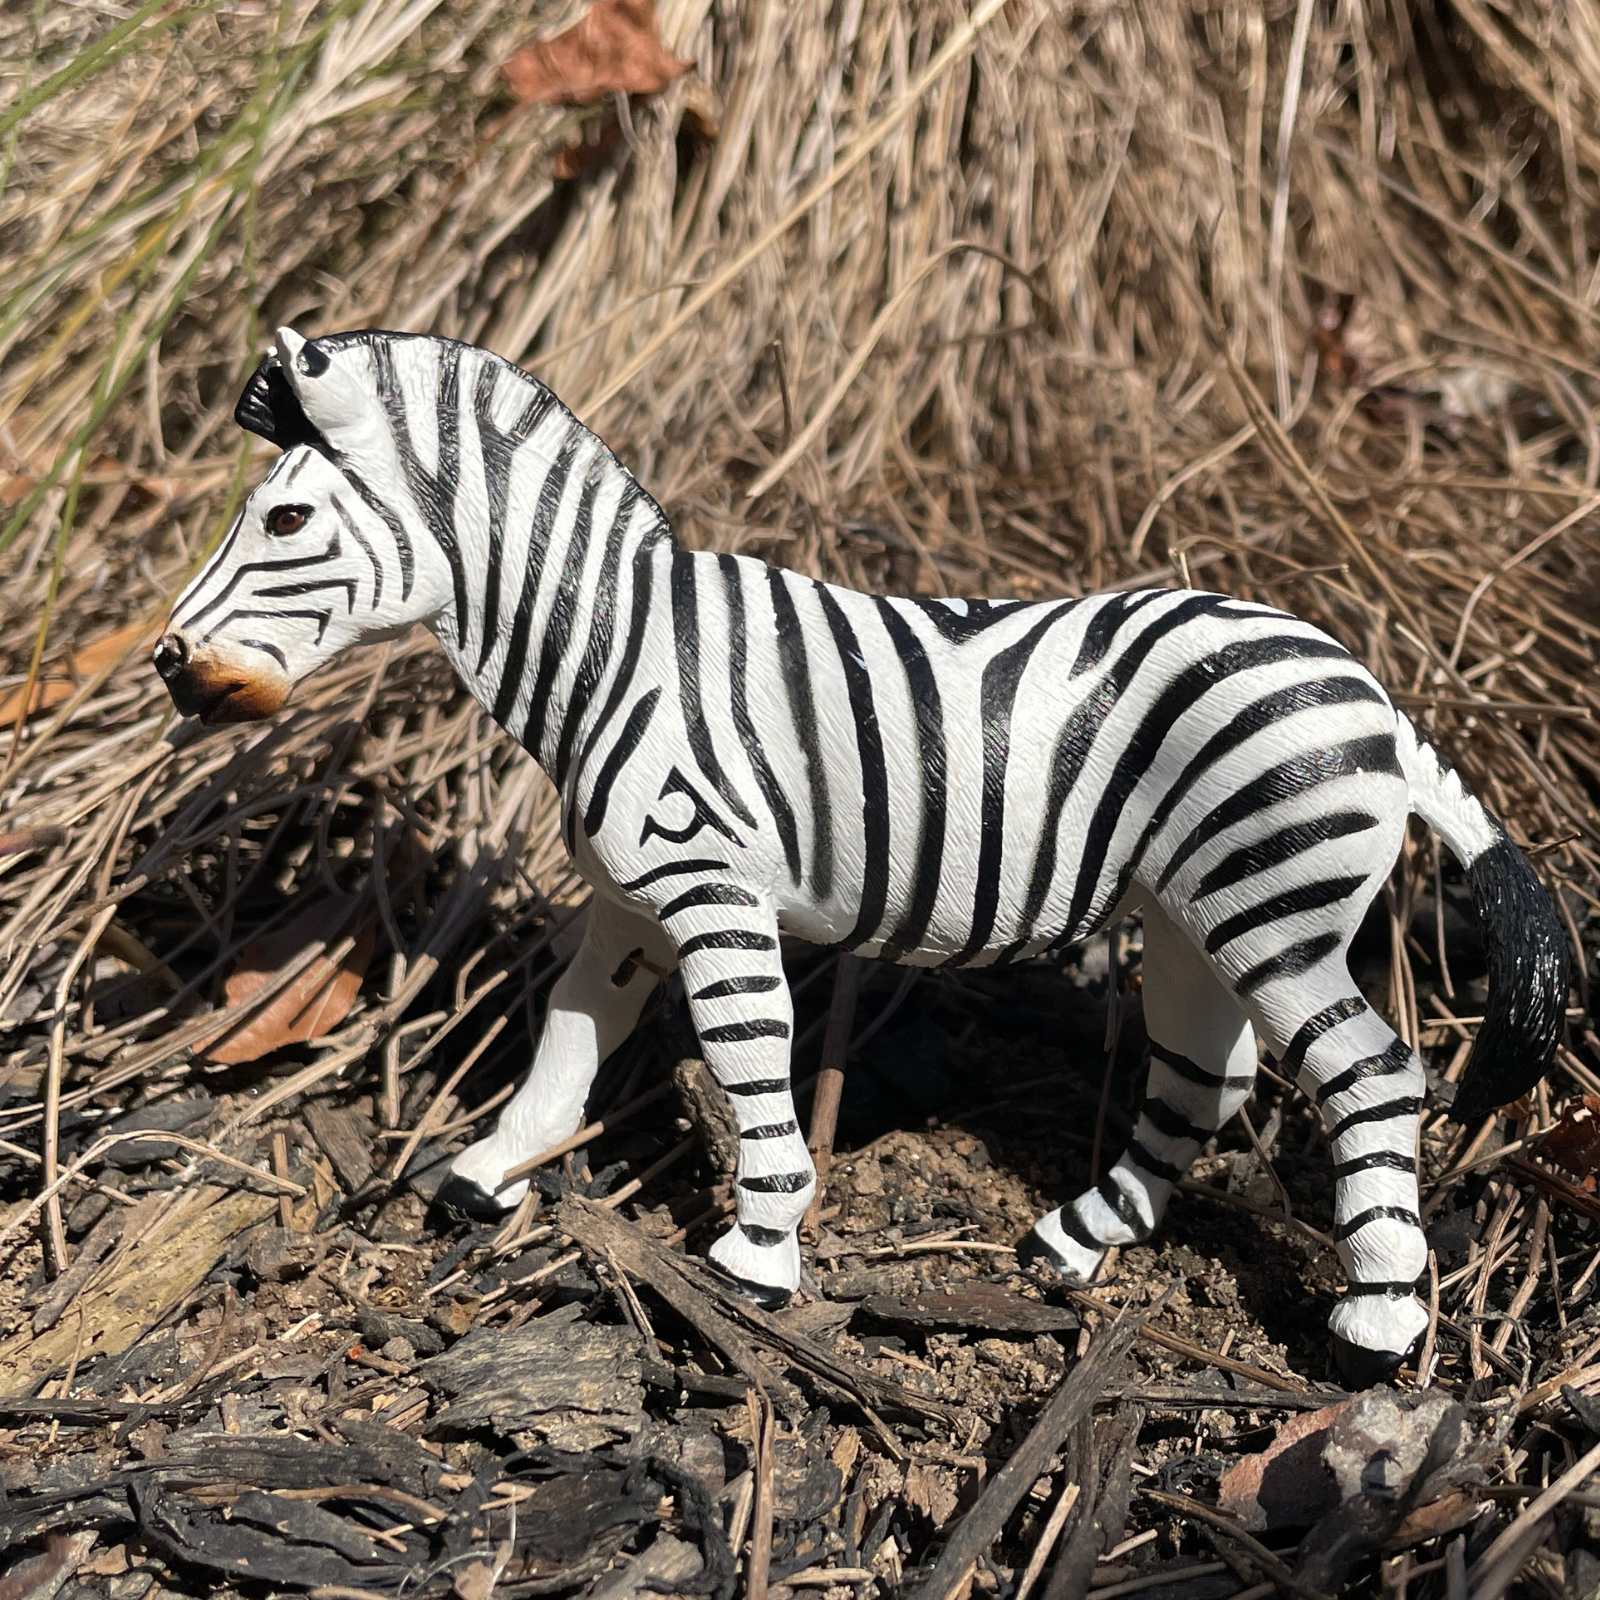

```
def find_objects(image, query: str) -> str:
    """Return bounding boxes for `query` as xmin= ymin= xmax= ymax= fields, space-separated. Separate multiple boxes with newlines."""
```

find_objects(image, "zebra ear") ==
xmin=234 ymin=352 xmax=327 ymax=453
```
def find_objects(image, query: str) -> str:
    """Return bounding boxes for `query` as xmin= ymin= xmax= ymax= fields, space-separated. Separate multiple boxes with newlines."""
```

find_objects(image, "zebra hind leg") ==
xmin=1019 ymin=900 xmax=1257 ymax=1279
xmin=1252 ymin=979 xmax=1429 ymax=1385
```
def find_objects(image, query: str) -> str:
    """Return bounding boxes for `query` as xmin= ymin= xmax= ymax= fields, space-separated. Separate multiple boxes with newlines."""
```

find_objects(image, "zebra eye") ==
xmin=266 ymin=504 xmax=312 ymax=536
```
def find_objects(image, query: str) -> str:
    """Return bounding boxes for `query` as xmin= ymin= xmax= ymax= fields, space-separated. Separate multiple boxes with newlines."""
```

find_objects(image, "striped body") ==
xmin=157 ymin=328 xmax=1569 ymax=1385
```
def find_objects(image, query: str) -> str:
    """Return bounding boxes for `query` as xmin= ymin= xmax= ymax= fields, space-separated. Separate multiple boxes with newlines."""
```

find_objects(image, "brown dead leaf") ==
xmin=1538 ymin=1095 xmax=1600 ymax=1189
xmin=503 ymin=0 xmax=692 ymax=108
xmin=196 ymin=894 xmax=375 ymax=1065
xmin=0 ymin=616 xmax=164 ymax=724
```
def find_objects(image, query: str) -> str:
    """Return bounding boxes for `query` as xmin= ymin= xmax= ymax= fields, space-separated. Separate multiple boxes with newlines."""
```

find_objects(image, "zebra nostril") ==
xmin=152 ymin=632 xmax=190 ymax=681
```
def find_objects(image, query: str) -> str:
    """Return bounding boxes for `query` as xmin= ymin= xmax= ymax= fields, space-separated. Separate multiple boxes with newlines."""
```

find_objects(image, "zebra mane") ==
xmin=235 ymin=329 xmax=679 ymax=557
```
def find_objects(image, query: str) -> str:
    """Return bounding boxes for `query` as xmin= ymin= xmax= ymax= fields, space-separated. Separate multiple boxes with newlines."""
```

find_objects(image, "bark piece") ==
xmin=303 ymin=1100 xmax=376 ymax=1192
xmin=422 ymin=1301 xmax=646 ymax=1448
xmin=673 ymin=1056 xmax=738 ymax=1177
xmin=0 ymin=1184 xmax=275 ymax=1398
xmin=862 ymin=1282 xmax=1079 ymax=1336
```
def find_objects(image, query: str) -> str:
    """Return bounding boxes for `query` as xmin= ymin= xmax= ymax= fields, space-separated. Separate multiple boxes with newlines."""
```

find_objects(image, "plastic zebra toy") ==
xmin=154 ymin=329 xmax=1567 ymax=1383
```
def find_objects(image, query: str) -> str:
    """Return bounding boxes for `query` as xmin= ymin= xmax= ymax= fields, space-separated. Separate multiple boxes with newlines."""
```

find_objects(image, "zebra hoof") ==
xmin=1014 ymin=1227 xmax=1075 ymax=1277
xmin=709 ymin=1262 xmax=792 ymax=1311
xmin=1329 ymin=1330 xmax=1413 ymax=1388
xmin=432 ymin=1174 xmax=510 ymax=1222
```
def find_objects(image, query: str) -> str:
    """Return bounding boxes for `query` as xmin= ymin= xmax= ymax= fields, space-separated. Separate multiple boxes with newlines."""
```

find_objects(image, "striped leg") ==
xmin=660 ymin=889 xmax=812 ymax=1304
xmin=447 ymin=896 xmax=672 ymax=1210
xmin=1262 ymin=984 xmax=1429 ymax=1383
xmin=1022 ymin=900 xmax=1256 ymax=1275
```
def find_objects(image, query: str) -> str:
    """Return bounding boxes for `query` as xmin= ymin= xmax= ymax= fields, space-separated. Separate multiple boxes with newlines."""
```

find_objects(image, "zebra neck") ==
xmin=439 ymin=441 xmax=671 ymax=794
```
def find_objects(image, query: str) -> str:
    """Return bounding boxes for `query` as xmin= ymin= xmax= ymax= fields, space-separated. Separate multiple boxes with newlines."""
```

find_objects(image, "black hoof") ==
xmin=1330 ymin=1330 xmax=1412 ymax=1389
xmin=709 ymin=1263 xmax=792 ymax=1311
xmin=432 ymin=1174 xmax=511 ymax=1222
xmin=1014 ymin=1228 xmax=1074 ymax=1276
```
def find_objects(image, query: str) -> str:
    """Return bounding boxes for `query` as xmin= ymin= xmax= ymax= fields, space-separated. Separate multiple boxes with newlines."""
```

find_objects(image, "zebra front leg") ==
xmin=445 ymin=896 xmax=673 ymax=1212
xmin=664 ymin=894 xmax=811 ymax=1306
xmin=1021 ymin=900 xmax=1257 ymax=1276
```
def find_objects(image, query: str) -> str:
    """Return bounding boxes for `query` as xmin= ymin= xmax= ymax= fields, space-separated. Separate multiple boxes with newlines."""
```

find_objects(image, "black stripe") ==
xmin=1327 ymin=1095 xmax=1423 ymax=1141
xmin=525 ymin=457 xmax=604 ymax=759
xmin=767 ymin=568 xmax=833 ymax=898
xmin=374 ymin=340 xmax=468 ymax=642
xmin=1203 ymin=874 xmax=1368 ymax=955
xmin=1148 ymin=1039 xmax=1253 ymax=1092
xmin=722 ymin=1077 xmax=789 ymax=1096
xmin=950 ymin=601 xmax=1077 ymax=965
xmin=1193 ymin=813 xmax=1380 ymax=902
xmin=472 ymin=360 xmax=556 ymax=671
xmin=618 ymin=857 xmax=731 ymax=893
xmin=816 ymin=586 xmax=890 ymax=950
xmin=875 ymin=599 xmax=948 ymax=961
xmin=567 ymin=538 xmax=658 ymax=845
xmin=1064 ymin=637 xmax=1354 ymax=935
xmin=1156 ymin=733 xmax=1401 ymax=894
xmin=1126 ymin=1138 xmax=1184 ymax=1182
xmin=1141 ymin=1098 xmax=1212 ymax=1143
xmin=1234 ymin=932 xmax=1342 ymax=996
xmin=699 ymin=1019 xmax=791 ymax=1043
xmin=554 ymin=483 xmax=643 ymax=787
xmin=1333 ymin=1204 xmax=1420 ymax=1243
xmin=740 ymin=1223 xmax=789 ymax=1246
xmin=671 ymin=553 xmax=755 ymax=826
xmin=330 ymin=493 xmax=382 ymax=608
xmin=676 ymin=929 xmax=777 ymax=958
xmin=693 ymin=975 xmax=782 ymax=999
xmin=1332 ymin=1150 xmax=1416 ymax=1179
xmin=1010 ymin=594 xmax=1232 ymax=957
xmin=493 ymin=428 xmax=583 ymax=727
xmin=659 ymin=883 xmax=761 ymax=919
xmin=238 ymin=638 xmax=288 ymax=669
xmin=1315 ymin=1038 xmax=1414 ymax=1106
xmin=201 ymin=606 xmax=331 ymax=647
xmin=1057 ymin=1205 xmax=1109 ymax=1253
xmin=255 ymin=576 xmax=357 ymax=610
xmin=1280 ymin=997 xmax=1365 ymax=1078
xmin=718 ymin=555 xmax=801 ymax=884
xmin=583 ymin=686 xmax=660 ymax=839
xmin=180 ymin=530 xmax=343 ymax=626
xmin=1345 ymin=1279 xmax=1422 ymax=1296
xmin=741 ymin=1121 xmax=800 ymax=1141
xmin=1126 ymin=676 xmax=1384 ymax=885
xmin=740 ymin=1172 xmax=811 ymax=1194
xmin=1097 ymin=1173 xmax=1150 ymax=1234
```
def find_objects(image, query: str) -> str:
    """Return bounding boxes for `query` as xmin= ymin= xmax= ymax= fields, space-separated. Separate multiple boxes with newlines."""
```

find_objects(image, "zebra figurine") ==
xmin=154 ymin=328 xmax=1567 ymax=1385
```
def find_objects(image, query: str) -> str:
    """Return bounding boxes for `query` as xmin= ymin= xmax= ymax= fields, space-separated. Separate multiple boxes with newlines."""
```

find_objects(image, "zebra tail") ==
xmin=1396 ymin=714 xmax=1569 ymax=1122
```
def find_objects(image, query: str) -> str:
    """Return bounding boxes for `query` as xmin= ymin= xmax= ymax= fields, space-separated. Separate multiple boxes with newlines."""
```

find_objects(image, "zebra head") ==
xmin=154 ymin=327 xmax=457 ymax=723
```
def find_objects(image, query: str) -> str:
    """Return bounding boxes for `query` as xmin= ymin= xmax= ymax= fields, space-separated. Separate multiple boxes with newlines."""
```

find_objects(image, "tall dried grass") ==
xmin=3 ymin=0 xmax=1600 ymax=1180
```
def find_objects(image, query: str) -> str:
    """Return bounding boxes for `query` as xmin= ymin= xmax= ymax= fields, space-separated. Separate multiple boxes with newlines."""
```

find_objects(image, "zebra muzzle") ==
xmin=152 ymin=632 xmax=290 ymax=724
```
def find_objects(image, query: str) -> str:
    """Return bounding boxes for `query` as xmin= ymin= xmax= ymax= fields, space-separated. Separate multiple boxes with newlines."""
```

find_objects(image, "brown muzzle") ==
xmin=152 ymin=631 xmax=290 ymax=724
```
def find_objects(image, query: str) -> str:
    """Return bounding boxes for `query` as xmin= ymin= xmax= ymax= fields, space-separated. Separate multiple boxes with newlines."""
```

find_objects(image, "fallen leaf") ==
xmin=0 ymin=616 xmax=164 ymax=724
xmin=196 ymin=894 xmax=376 ymax=1065
xmin=503 ymin=0 xmax=692 ymax=107
xmin=1539 ymin=1095 xmax=1600 ymax=1189
xmin=1217 ymin=1400 xmax=1347 ymax=1532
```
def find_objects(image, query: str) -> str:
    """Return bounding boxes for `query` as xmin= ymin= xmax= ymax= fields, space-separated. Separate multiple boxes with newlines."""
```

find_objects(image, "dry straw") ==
xmin=1 ymin=0 xmax=1600 ymax=1276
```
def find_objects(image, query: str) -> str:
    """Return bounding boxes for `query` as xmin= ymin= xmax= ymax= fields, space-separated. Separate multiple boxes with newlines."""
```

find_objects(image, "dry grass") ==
xmin=2 ymin=0 xmax=1600 ymax=1574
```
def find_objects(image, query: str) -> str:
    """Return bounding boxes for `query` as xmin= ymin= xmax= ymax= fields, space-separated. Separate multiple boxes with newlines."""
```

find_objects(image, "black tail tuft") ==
xmin=1450 ymin=836 xmax=1569 ymax=1123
